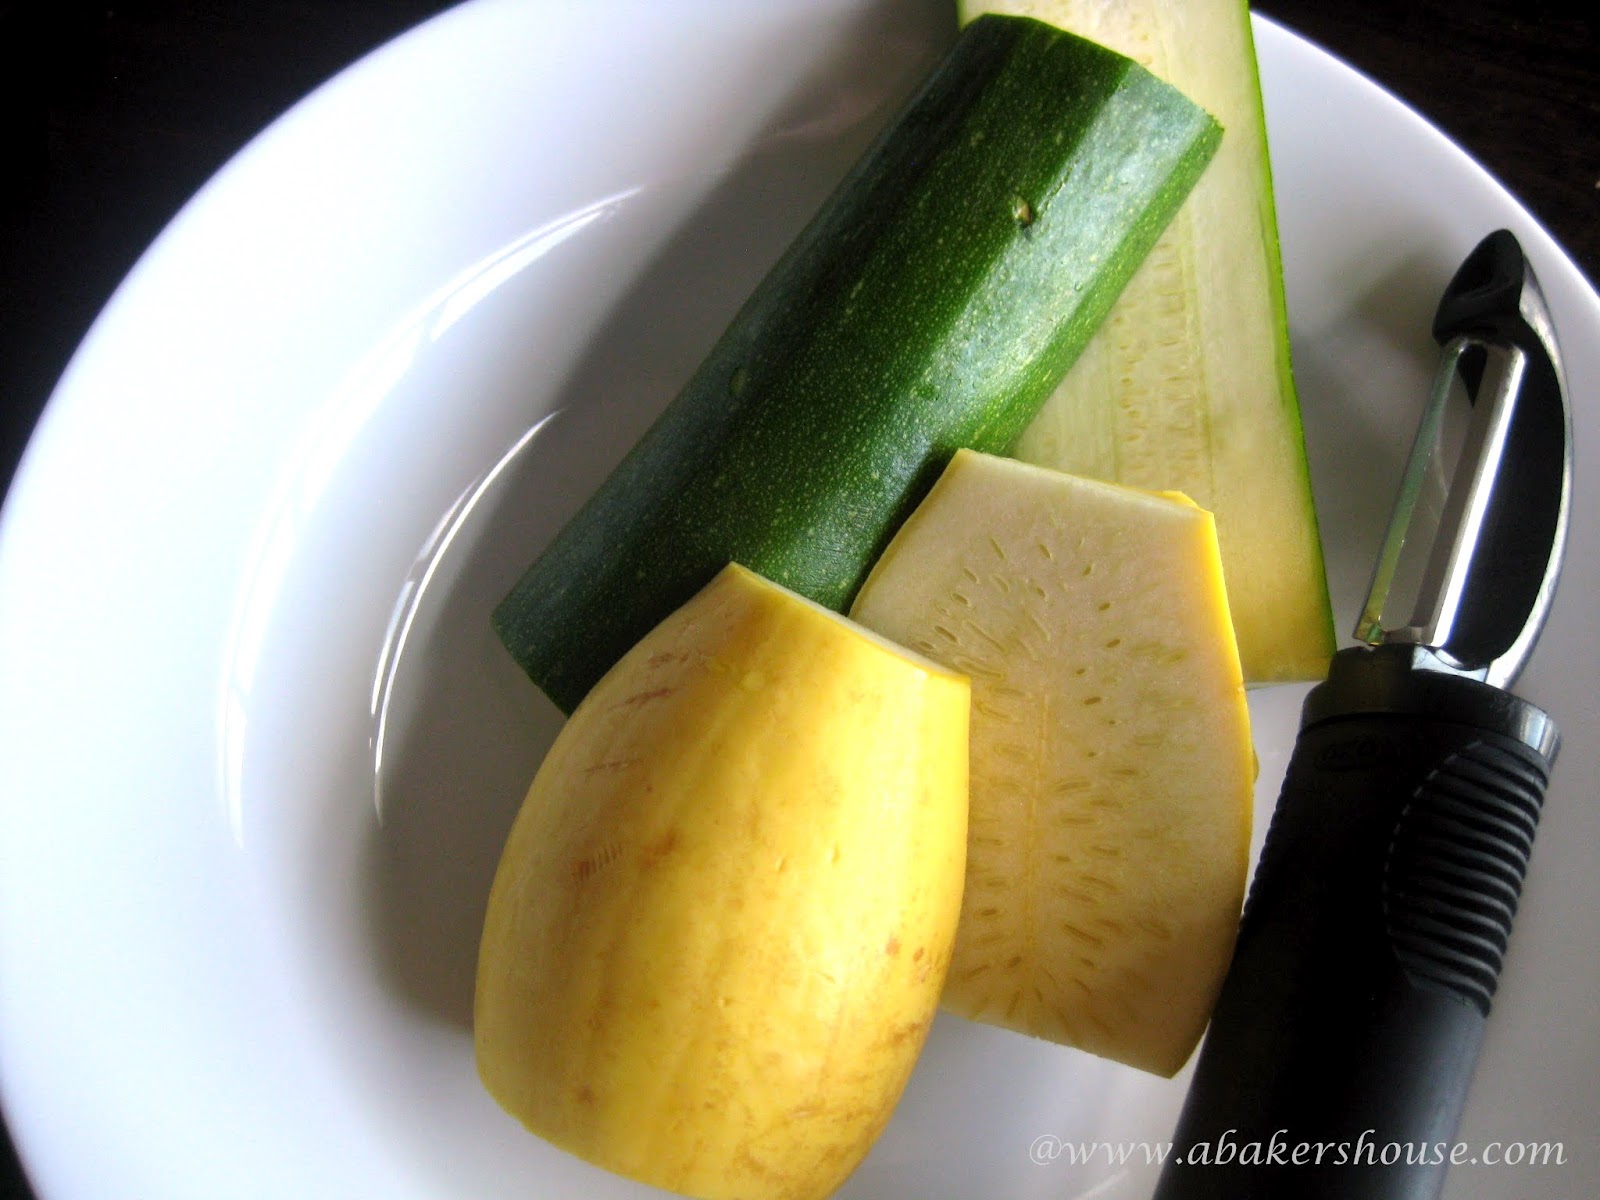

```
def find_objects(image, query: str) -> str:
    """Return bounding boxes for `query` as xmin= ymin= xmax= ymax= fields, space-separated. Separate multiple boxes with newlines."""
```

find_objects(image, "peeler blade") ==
xmin=1355 ymin=229 xmax=1571 ymax=690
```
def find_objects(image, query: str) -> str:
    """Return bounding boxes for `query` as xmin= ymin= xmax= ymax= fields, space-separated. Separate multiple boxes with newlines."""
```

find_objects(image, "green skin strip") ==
xmin=494 ymin=15 xmax=1220 ymax=714
xmin=959 ymin=0 xmax=1335 ymax=681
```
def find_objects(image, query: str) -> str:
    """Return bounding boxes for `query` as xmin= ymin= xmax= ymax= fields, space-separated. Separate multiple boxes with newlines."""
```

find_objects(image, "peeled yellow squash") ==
xmin=850 ymin=449 xmax=1252 ymax=1076
xmin=475 ymin=563 xmax=969 ymax=1200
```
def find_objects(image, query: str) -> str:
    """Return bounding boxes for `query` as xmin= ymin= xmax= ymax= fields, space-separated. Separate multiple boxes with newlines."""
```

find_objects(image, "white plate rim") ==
xmin=2 ymin=4 xmax=1597 ymax=1198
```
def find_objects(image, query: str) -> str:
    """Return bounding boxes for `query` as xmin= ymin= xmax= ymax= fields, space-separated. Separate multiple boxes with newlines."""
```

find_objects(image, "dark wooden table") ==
xmin=0 ymin=2 xmax=1594 ymax=1197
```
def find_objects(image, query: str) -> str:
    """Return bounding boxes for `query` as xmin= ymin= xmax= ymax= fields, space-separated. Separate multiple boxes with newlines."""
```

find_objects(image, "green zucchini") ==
xmin=494 ymin=14 xmax=1220 ymax=714
xmin=961 ymin=0 xmax=1336 ymax=682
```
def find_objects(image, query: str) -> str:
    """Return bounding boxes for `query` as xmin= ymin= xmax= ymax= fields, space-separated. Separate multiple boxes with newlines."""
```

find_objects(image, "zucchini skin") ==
xmin=963 ymin=0 xmax=1336 ymax=682
xmin=495 ymin=14 xmax=1220 ymax=714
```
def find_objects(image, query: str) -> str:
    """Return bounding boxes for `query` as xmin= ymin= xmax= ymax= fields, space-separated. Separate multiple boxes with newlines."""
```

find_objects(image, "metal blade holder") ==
xmin=1154 ymin=230 xmax=1571 ymax=1200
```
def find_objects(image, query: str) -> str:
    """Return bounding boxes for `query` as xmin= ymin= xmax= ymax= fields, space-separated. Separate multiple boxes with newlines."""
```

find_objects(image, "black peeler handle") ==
xmin=1153 ymin=644 xmax=1558 ymax=1199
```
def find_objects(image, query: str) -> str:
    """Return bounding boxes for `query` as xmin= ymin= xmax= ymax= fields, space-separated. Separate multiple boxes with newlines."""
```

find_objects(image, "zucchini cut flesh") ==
xmin=493 ymin=15 xmax=1221 ymax=714
xmin=962 ymin=0 xmax=1336 ymax=683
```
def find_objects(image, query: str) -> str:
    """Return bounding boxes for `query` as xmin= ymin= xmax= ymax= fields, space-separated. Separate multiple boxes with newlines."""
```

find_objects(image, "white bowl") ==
xmin=2 ymin=2 xmax=1597 ymax=1196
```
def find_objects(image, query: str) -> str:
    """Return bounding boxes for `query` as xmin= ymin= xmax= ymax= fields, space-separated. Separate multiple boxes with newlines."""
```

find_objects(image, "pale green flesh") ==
xmin=961 ymin=0 xmax=1335 ymax=683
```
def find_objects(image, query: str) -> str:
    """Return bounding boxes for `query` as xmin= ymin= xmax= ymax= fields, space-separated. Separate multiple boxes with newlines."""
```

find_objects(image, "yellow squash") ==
xmin=851 ymin=450 xmax=1253 ymax=1076
xmin=475 ymin=563 xmax=969 ymax=1200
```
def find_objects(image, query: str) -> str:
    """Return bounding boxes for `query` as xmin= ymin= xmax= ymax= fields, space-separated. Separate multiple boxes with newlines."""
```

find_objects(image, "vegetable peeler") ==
xmin=1153 ymin=229 xmax=1571 ymax=1199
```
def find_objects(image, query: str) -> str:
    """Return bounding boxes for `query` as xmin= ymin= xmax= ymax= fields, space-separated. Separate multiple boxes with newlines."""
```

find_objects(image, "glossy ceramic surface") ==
xmin=1 ymin=2 xmax=1595 ymax=1196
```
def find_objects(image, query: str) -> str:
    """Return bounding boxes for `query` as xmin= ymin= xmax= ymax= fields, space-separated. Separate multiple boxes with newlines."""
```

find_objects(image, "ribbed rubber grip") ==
xmin=1153 ymin=646 xmax=1557 ymax=1200
xmin=1383 ymin=739 xmax=1546 ymax=1015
